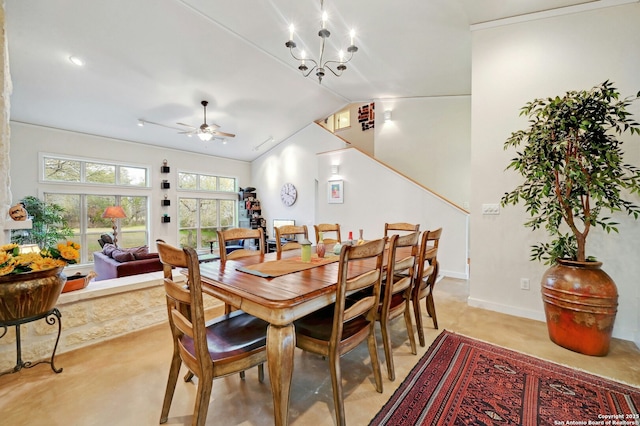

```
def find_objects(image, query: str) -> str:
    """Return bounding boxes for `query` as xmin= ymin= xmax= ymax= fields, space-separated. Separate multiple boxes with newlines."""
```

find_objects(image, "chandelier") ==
xmin=285 ymin=0 xmax=358 ymax=84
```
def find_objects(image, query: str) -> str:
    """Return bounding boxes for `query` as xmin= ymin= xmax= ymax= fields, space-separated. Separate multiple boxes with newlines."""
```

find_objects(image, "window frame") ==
xmin=176 ymin=170 xmax=238 ymax=251
xmin=37 ymin=153 xmax=152 ymax=264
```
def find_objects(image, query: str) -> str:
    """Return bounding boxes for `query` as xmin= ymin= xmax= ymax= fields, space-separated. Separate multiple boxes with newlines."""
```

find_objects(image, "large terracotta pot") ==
xmin=0 ymin=266 xmax=66 ymax=322
xmin=541 ymin=259 xmax=618 ymax=356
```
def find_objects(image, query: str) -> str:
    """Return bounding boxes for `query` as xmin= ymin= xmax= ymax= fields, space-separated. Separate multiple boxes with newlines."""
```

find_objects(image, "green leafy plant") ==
xmin=10 ymin=195 xmax=74 ymax=249
xmin=501 ymin=81 xmax=640 ymax=264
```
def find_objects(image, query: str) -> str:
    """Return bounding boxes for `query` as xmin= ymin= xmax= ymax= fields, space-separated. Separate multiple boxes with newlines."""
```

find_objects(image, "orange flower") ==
xmin=30 ymin=257 xmax=66 ymax=271
xmin=57 ymin=244 xmax=80 ymax=261
xmin=0 ymin=263 xmax=16 ymax=275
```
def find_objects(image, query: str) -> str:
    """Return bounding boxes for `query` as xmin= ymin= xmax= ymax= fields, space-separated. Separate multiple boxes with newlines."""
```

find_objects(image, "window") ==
xmin=176 ymin=171 xmax=237 ymax=251
xmin=44 ymin=193 xmax=148 ymax=263
xmin=334 ymin=109 xmax=351 ymax=131
xmin=40 ymin=154 xmax=151 ymax=263
xmin=44 ymin=156 xmax=148 ymax=187
xmin=178 ymin=172 xmax=236 ymax=192
xmin=178 ymin=198 xmax=235 ymax=250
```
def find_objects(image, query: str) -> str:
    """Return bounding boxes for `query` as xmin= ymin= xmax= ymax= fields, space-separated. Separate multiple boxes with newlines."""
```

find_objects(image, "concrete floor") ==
xmin=0 ymin=278 xmax=638 ymax=425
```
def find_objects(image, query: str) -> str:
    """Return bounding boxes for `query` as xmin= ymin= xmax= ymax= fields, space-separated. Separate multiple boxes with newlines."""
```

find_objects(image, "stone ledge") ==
xmin=58 ymin=269 xmax=186 ymax=305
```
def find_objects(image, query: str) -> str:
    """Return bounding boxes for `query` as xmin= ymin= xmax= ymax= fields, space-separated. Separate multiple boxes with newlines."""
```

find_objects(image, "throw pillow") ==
xmin=102 ymin=243 xmax=117 ymax=257
xmin=111 ymin=249 xmax=135 ymax=262
xmin=125 ymin=245 xmax=148 ymax=258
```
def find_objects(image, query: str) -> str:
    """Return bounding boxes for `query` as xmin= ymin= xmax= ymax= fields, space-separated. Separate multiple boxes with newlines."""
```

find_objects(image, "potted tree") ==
xmin=501 ymin=81 xmax=640 ymax=356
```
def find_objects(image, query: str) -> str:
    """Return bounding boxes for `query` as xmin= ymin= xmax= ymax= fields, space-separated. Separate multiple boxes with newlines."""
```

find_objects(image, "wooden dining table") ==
xmin=197 ymin=245 xmax=405 ymax=426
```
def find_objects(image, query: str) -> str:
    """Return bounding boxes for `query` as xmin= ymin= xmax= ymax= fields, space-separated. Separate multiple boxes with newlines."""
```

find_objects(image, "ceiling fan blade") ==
xmin=176 ymin=122 xmax=196 ymax=128
xmin=213 ymin=130 xmax=236 ymax=138
xmin=177 ymin=131 xmax=195 ymax=134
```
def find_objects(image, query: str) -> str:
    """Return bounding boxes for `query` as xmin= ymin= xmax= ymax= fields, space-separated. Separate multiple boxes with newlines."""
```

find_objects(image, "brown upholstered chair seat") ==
xmin=294 ymin=305 xmax=370 ymax=342
xmin=180 ymin=310 xmax=268 ymax=363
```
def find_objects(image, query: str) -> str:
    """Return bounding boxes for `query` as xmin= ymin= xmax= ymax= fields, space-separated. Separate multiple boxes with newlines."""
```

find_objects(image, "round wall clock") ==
xmin=280 ymin=183 xmax=297 ymax=206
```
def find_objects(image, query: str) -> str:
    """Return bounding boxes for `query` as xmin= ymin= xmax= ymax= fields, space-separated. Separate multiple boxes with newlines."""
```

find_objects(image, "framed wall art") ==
xmin=328 ymin=180 xmax=344 ymax=204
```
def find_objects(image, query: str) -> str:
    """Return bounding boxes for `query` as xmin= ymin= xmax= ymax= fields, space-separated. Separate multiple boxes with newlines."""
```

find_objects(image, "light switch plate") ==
xmin=482 ymin=203 xmax=500 ymax=215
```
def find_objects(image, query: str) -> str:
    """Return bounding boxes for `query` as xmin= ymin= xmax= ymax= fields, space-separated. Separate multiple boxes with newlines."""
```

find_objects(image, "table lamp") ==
xmin=102 ymin=206 xmax=126 ymax=247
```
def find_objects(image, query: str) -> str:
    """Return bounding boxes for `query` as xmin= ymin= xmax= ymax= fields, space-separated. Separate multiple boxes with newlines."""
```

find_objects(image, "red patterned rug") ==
xmin=370 ymin=331 xmax=640 ymax=425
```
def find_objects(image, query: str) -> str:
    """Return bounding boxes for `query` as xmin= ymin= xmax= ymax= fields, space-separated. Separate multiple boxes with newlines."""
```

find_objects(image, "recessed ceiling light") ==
xmin=137 ymin=119 xmax=145 ymax=127
xmin=68 ymin=56 xmax=84 ymax=66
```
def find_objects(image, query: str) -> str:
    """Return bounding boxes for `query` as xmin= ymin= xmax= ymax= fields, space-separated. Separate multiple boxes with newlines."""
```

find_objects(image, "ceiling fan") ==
xmin=177 ymin=100 xmax=236 ymax=142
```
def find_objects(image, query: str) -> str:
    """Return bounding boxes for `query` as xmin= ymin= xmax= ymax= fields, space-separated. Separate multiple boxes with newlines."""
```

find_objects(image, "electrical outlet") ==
xmin=482 ymin=203 xmax=500 ymax=215
xmin=520 ymin=278 xmax=530 ymax=290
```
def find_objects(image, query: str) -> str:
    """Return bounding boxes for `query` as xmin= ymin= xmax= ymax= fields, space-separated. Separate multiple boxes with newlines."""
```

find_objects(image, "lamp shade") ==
xmin=102 ymin=206 xmax=126 ymax=219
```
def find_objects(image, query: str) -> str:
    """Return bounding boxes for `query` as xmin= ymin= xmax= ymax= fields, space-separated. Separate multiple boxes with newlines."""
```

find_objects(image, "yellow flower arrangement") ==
xmin=0 ymin=241 xmax=80 ymax=276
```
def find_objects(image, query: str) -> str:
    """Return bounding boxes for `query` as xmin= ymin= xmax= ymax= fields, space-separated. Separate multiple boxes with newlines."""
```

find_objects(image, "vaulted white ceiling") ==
xmin=5 ymin=0 xmax=595 ymax=161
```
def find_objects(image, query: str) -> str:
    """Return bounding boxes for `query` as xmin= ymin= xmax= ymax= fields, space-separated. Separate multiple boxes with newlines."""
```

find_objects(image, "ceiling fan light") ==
xmin=198 ymin=132 xmax=213 ymax=142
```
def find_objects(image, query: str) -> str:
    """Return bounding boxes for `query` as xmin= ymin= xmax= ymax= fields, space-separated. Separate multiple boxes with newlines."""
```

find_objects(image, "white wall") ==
xmin=469 ymin=3 xmax=640 ymax=343
xmin=9 ymin=123 xmax=252 ymax=248
xmin=251 ymin=123 xmax=348 ymax=237
xmin=375 ymin=96 xmax=471 ymax=208
xmin=252 ymin=123 xmax=469 ymax=279
xmin=316 ymin=148 xmax=469 ymax=278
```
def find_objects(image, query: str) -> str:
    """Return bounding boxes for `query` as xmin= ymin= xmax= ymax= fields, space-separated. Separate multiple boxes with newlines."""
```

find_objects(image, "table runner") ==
xmin=237 ymin=254 xmax=339 ymax=278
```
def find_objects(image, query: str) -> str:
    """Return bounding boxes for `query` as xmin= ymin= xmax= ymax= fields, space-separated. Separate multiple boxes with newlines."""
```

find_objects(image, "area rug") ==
xmin=370 ymin=330 xmax=640 ymax=425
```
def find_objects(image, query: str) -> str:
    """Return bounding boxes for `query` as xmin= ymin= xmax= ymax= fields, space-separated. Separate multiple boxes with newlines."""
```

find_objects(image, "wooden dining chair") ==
xmin=217 ymin=227 xmax=266 ymax=313
xmin=156 ymin=241 xmax=268 ymax=426
xmin=313 ymin=223 xmax=341 ymax=245
xmin=217 ymin=227 xmax=265 ymax=264
xmin=376 ymin=232 xmax=419 ymax=381
xmin=411 ymin=227 xmax=443 ymax=347
xmin=274 ymin=224 xmax=308 ymax=259
xmin=383 ymin=222 xmax=420 ymax=237
xmin=294 ymin=238 xmax=387 ymax=426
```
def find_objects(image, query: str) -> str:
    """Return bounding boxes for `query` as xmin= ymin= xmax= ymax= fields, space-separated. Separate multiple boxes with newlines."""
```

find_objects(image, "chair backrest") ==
xmin=332 ymin=238 xmax=387 ymax=343
xmin=275 ymin=225 xmax=308 ymax=258
xmin=217 ymin=227 xmax=265 ymax=263
xmin=381 ymin=232 xmax=420 ymax=316
xmin=414 ymin=228 xmax=443 ymax=293
xmin=156 ymin=240 xmax=209 ymax=379
xmin=314 ymin=223 xmax=341 ymax=245
xmin=384 ymin=222 xmax=420 ymax=237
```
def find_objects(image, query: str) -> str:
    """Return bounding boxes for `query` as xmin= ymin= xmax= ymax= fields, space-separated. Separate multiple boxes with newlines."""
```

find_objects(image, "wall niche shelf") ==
xmin=161 ymin=160 xmax=170 ymax=173
xmin=161 ymin=199 xmax=171 ymax=207
xmin=161 ymin=180 xmax=170 ymax=189
xmin=161 ymin=216 xmax=171 ymax=223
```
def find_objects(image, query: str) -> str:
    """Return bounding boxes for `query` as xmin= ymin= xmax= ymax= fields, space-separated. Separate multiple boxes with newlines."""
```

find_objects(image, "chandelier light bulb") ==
xmin=321 ymin=11 xmax=328 ymax=29
xmin=289 ymin=24 xmax=294 ymax=41
xmin=350 ymin=29 xmax=355 ymax=46
xmin=339 ymin=50 xmax=344 ymax=63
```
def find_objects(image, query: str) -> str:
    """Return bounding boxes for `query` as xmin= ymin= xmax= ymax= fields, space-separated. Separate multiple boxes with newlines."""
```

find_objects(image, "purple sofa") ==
xmin=93 ymin=251 xmax=163 ymax=281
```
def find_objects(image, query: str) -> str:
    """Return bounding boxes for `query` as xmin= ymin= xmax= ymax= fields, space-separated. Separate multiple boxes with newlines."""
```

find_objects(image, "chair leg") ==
xmin=367 ymin=325 xmax=383 ymax=393
xmin=224 ymin=303 xmax=233 ymax=315
xmin=426 ymin=293 xmax=438 ymax=329
xmin=239 ymin=371 xmax=245 ymax=380
xmin=412 ymin=296 xmax=426 ymax=347
xmin=379 ymin=318 xmax=395 ymax=381
xmin=160 ymin=355 xmax=182 ymax=424
xmin=328 ymin=351 xmax=346 ymax=426
xmin=403 ymin=304 xmax=417 ymax=355
xmin=192 ymin=372 xmax=214 ymax=426
xmin=258 ymin=363 xmax=265 ymax=383
xmin=184 ymin=370 xmax=194 ymax=382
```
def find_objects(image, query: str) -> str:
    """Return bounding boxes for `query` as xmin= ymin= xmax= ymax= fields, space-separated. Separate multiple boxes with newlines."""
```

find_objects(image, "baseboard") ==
xmin=467 ymin=296 xmax=546 ymax=323
xmin=468 ymin=297 xmax=639 ymax=344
